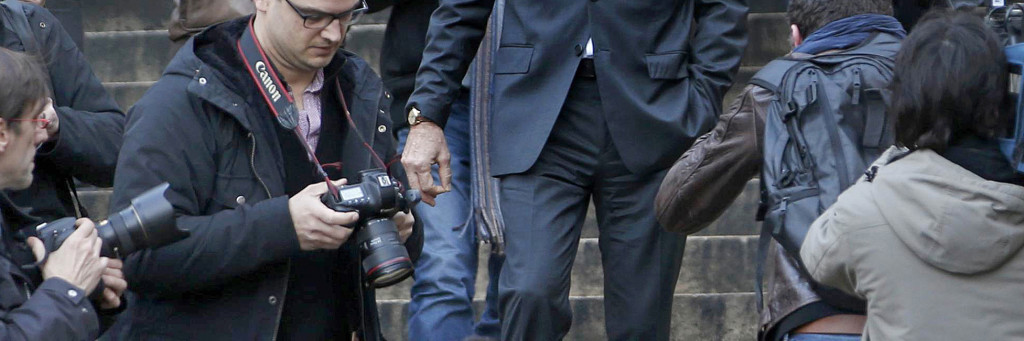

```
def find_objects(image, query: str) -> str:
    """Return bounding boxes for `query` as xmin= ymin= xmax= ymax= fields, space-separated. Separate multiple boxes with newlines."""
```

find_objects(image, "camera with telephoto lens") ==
xmin=35 ymin=183 xmax=187 ymax=260
xmin=321 ymin=169 xmax=420 ymax=288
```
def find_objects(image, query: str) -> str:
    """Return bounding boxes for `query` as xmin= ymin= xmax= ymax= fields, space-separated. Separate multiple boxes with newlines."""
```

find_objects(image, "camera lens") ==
xmin=99 ymin=183 xmax=181 ymax=258
xmin=358 ymin=218 xmax=413 ymax=288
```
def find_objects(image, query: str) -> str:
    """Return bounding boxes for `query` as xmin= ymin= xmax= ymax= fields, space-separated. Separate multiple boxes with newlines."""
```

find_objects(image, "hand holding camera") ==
xmin=27 ymin=218 xmax=107 ymax=293
xmin=289 ymin=179 xmax=359 ymax=251
xmin=319 ymin=169 xmax=420 ymax=288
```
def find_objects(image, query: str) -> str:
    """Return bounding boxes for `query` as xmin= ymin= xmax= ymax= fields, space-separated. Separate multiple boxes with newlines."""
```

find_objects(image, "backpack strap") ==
xmin=1 ymin=0 xmax=41 ymax=56
xmin=748 ymin=59 xmax=803 ymax=94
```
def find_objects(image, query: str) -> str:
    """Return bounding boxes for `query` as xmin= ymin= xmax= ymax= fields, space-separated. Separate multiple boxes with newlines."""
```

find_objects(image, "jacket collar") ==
xmin=168 ymin=16 xmax=372 ymax=134
xmin=166 ymin=16 xmax=383 ymax=179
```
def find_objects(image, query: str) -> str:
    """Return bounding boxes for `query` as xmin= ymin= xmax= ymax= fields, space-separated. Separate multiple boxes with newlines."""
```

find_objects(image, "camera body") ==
xmin=321 ymin=169 xmax=420 ymax=288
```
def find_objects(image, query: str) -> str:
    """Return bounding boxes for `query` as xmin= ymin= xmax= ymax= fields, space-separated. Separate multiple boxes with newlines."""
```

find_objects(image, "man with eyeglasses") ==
xmin=109 ymin=0 xmax=422 ymax=339
xmin=403 ymin=0 xmax=747 ymax=339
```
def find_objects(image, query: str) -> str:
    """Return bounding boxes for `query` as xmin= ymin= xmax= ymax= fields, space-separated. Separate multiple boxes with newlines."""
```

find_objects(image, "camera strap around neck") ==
xmin=237 ymin=18 xmax=396 ymax=196
xmin=237 ymin=18 xmax=339 ymax=195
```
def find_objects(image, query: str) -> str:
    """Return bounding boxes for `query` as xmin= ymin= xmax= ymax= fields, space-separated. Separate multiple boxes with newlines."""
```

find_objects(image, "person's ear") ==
xmin=791 ymin=24 xmax=804 ymax=49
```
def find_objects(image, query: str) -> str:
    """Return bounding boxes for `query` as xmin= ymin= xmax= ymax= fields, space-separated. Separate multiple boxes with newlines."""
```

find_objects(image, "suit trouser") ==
xmin=497 ymin=71 xmax=687 ymax=340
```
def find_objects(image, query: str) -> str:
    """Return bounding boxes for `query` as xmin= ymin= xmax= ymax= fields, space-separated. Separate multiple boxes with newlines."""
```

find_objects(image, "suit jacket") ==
xmin=407 ymin=0 xmax=748 ymax=176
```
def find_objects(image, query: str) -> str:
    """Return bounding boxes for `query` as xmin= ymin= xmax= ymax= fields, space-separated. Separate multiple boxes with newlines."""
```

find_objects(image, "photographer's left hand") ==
xmin=99 ymin=259 xmax=126 ymax=310
xmin=393 ymin=211 xmax=414 ymax=244
xmin=41 ymin=98 xmax=58 ymax=140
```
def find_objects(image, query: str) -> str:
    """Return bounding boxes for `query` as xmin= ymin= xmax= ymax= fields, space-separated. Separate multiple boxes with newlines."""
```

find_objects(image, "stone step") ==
xmin=82 ymin=0 xmax=173 ymax=32
xmin=80 ymin=2 xmax=392 ymax=33
xmin=374 ymin=234 xmax=757 ymax=300
xmin=743 ymin=12 xmax=791 ymax=67
xmin=84 ymin=30 xmax=172 ymax=83
xmin=82 ymin=13 xmax=787 ymax=104
xmin=104 ymin=81 xmax=156 ymax=113
xmin=377 ymin=293 xmax=758 ymax=341
xmin=78 ymin=0 xmax=781 ymax=34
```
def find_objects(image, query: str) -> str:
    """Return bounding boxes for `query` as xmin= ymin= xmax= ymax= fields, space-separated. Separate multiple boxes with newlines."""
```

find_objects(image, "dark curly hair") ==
xmin=890 ymin=10 xmax=1008 ymax=152
xmin=788 ymin=0 xmax=894 ymax=37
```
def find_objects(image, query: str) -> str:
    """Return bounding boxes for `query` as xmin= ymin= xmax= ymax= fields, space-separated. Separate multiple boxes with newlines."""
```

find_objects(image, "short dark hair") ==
xmin=890 ymin=10 xmax=1008 ymax=152
xmin=788 ymin=0 xmax=894 ymax=37
xmin=0 ymin=48 xmax=49 ymax=133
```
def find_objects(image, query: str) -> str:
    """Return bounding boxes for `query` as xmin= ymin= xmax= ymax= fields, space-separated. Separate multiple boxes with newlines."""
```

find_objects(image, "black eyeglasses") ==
xmin=284 ymin=0 xmax=368 ymax=29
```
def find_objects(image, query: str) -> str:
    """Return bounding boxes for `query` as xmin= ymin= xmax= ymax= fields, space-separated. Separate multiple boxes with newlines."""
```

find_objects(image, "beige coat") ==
xmin=801 ymin=147 xmax=1024 ymax=341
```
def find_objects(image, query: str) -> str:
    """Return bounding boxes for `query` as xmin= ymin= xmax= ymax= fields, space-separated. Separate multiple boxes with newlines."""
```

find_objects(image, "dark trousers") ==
xmin=497 ymin=69 xmax=687 ymax=340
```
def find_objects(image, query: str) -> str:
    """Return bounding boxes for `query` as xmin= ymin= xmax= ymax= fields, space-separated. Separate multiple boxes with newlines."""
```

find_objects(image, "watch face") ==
xmin=408 ymin=109 xmax=419 ymax=126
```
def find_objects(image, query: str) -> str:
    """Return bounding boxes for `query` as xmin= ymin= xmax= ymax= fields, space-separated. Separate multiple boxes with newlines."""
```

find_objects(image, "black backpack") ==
xmin=751 ymin=33 xmax=901 ymax=309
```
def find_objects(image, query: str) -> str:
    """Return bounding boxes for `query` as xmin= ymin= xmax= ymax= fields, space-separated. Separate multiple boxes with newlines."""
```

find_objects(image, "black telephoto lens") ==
xmin=99 ymin=183 xmax=182 ymax=258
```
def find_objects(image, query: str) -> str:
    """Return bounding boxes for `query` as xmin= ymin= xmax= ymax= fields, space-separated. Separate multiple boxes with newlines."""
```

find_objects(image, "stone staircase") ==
xmin=76 ymin=1 xmax=791 ymax=339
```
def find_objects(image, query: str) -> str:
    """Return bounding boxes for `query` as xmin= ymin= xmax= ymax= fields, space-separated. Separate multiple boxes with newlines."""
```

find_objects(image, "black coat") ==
xmin=367 ymin=0 xmax=439 ymax=135
xmin=0 ymin=2 xmax=124 ymax=222
xmin=110 ymin=17 xmax=421 ymax=340
xmin=408 ymin=0 xmax=748 ymax=176
xmin=0 ymin=194 xmax=104 ymax=340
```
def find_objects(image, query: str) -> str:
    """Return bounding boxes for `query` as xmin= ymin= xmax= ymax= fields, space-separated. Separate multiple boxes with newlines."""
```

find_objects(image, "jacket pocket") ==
xmin=494 ymin=46 xmax=533 ymax=74
xmin=644 ymin=51 xmax=690 ymax=80
xmin=210 ymin=172 xmax=262 ymax=210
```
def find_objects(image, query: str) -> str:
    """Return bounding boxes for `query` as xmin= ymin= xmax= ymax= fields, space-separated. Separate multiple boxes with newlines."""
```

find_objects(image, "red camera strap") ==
xmin=237 ymin=18 xmax=338 ymax=196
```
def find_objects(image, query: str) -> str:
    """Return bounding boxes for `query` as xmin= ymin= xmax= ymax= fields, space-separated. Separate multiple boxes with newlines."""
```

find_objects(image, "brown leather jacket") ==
xmin=169 ymin=0 xmax=254 ymax=42
xmin=654 ymin=83 xmax=825 ymax=338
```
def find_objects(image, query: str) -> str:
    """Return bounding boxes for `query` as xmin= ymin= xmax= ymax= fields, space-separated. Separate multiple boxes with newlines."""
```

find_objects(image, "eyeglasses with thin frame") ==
xmin=9 ymin=118 xmax=50 ymax=130
xmin=284 ymin=0 xmax=368 ymax=29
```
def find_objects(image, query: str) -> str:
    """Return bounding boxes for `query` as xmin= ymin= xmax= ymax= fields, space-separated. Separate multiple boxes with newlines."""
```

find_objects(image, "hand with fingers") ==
xmin=392 ymin=211 xmax=415 ymax=244
xmin=289 ymin=179 xmax=359 ymax=250
xmin=401 ymin=121 xmax=451 ymax=206
xmin=98 ymin=259 xmax=127 ymax=309
xmin=40 ymin=98 xmax=59 ymax=140
xmin=27 ymin=218 xmax=108 ymax=293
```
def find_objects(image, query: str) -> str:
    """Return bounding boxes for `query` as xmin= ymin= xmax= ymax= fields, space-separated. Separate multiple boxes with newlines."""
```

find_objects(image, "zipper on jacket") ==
xmin=249 ymin=132 xmax=290 ymax=340
xmin=248 ymin=133 xmax=272 ymax=199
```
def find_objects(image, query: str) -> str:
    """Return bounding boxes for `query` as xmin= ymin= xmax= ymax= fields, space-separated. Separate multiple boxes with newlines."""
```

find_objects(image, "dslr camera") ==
xmin=35 ymin=183 xmax=187 ymax=259
xmin=321 ymin=169 xmax=420 ymax=288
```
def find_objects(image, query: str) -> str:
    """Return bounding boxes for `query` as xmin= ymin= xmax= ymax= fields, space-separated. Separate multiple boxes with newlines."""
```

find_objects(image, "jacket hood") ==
xmin=870 ymin=148 xmax=1024 ymax=274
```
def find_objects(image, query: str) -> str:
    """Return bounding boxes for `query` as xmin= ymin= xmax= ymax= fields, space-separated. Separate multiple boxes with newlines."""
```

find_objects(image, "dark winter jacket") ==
xmin=0 ymin=194 xmax=105 ymax=340
xmin=0 ymin=1 xmax=125 ymax=223
xmin=367 ymin=0 xmax=439 ymax=135
xmin=110 ymin=17 xmax=421 ymax=340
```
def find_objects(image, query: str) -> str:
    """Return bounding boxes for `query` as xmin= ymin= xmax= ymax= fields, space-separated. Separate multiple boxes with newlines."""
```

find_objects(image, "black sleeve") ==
xmin=373 ymin=89 xmax=424 ymax=261
xmin=112 ymin=80 xmax=301 ymax=297
xmin=687 ymin=0 xmax=748 ymax=120
xmin=366 ymin=0 xmax=394 ymax=13
xmin=28 ymin=6 xmax=125 ymax=188
xmin=0 ymin=277 xmax=99 ymax=340
xmin=405 ymin=0 xmax=495 ymax=128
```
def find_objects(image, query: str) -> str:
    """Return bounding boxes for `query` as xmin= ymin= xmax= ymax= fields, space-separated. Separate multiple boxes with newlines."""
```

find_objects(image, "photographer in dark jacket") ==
xmin=0 ymin=47 xmax=125 ymax=341
xmin=0 ymin=1 xmax=125 ymax=223
xmin=110 ymin=0 xmax=422 ymax=339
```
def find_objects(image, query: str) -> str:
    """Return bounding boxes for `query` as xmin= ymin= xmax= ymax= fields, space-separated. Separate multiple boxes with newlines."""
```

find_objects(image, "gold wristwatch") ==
xmin=407 ymin=107 xmax=432 ymax=126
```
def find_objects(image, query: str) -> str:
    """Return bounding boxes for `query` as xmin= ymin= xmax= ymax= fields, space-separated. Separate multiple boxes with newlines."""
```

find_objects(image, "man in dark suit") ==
xmin=402 ymin=0 xmax=747 ymax=339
